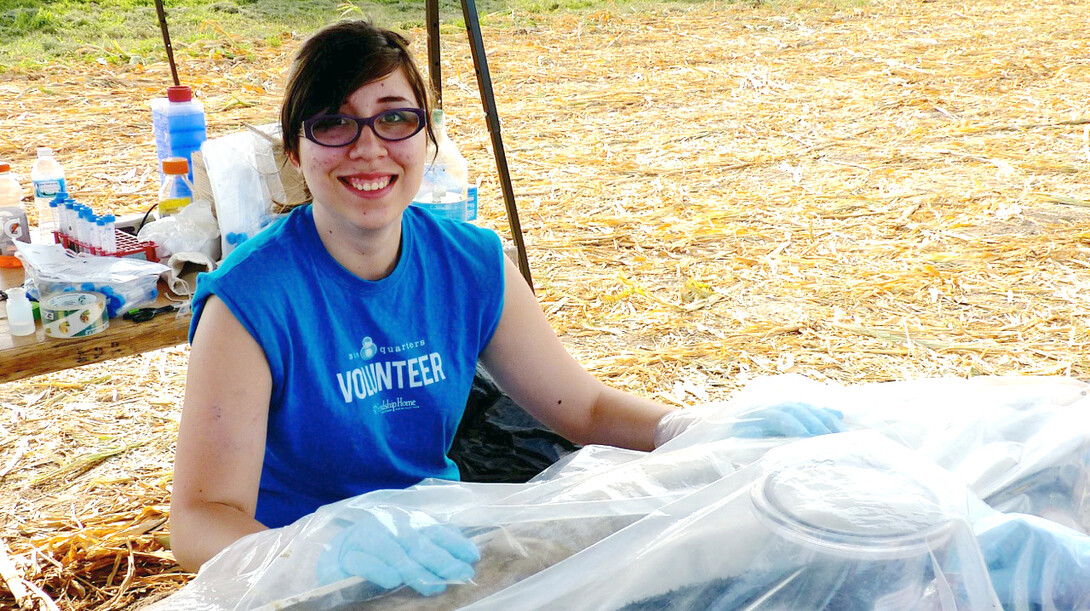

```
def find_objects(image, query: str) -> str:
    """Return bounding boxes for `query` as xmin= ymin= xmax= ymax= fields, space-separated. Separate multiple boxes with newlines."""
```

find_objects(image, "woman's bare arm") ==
xmin=170 ymin=296 xmax=272 ymax=571
xmin=480 ymin=259 xmax=674 ymax=451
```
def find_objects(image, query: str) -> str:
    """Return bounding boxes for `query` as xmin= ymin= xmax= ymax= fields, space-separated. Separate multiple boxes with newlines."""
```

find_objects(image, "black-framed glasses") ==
xmin=302 ymin=108 xmax=427 ymax=147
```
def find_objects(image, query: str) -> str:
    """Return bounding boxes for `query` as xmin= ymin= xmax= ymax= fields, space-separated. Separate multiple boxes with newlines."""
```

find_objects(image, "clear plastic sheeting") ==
xmin=150 ymin=375 xmax=1090 ymax=611
xmin=663 ymin=374 xmax=1090 ymax=534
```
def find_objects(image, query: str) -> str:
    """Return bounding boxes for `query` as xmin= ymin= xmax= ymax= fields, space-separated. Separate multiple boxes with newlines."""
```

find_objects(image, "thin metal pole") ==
xmin=154 ymin=0 xmax=180 ymax=86
xmin=460 ymin=0 xmax=534 ymax=291
xmin=426 ymin=0 xmax=442 ymax=109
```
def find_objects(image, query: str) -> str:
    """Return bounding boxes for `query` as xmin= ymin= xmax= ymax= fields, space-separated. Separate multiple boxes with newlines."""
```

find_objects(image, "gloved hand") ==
xmin=654 ymin=401 xmax=846 ymax=447
xmin=975 ymin=512 xmax=1090 ymax=610
xmin=316 ymin=509 xmax=480 ymax=596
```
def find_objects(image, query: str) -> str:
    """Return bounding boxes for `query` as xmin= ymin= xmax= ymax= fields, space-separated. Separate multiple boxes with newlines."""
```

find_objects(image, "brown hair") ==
xmin=279 ymin=21 xmax=435 ymax=163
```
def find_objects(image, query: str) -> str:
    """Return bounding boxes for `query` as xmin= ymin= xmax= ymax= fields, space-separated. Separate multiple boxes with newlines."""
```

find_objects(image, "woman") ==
xmin=170 ymin=20 xmax=842 ymax=592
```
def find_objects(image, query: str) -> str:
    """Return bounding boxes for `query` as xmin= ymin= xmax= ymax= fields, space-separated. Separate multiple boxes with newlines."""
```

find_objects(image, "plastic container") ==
xmin=411 ymin=109 xmax=470 ymax=222
xmin=159 ymin=157 xmax=195 ymax=215
xmin=5 ymin=286 xmax=36 ymax=336
xmin=151 ymin=85 xmax=207 ymax=183
xmin=30 ymin=148 xmax=65 ymax=238
xmin=0 ymin=162 xmax=28 ymax=267
xmin=736 ymin=454 xmax=963 ymax=610
xmin=0 ymin=162 xmax=22 ymax=208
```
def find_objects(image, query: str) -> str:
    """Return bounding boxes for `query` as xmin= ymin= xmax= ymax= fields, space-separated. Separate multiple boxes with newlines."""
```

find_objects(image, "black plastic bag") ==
xmin=448 ymin=367 xmax=581 ymax=483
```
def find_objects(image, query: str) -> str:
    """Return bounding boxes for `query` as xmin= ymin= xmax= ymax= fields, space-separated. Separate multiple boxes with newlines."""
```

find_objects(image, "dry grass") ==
xmin=2 ymin=0 xmax=1089 ymax=607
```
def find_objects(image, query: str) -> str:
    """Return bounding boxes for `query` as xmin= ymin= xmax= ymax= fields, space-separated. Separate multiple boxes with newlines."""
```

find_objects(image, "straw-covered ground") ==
xmin=2 ymin=0 xmax=1088 ymax=607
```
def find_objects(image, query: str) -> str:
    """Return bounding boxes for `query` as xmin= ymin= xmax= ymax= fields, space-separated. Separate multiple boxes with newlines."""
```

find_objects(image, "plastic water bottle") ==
xmin=159 ymin=157 xmax=195 ymax=215
xmin=411 ymin=109 xmax=470 ymax=222
xmin=151 ymin=85 xmax=207 ymax=183
xmin=30 ymin=147 xmax=65 ymax=240
xmin=5 ymin=287 xmax=36 ymax=337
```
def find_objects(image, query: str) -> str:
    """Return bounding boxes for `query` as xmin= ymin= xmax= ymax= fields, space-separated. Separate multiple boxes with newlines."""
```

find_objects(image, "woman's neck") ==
xmin=311 ymin=206 xmax=403 ymax=281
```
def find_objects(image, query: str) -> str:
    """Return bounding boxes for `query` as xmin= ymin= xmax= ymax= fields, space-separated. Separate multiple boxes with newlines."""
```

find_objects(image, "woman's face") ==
xmin=294 ymin=67 xmax=427 ymax=233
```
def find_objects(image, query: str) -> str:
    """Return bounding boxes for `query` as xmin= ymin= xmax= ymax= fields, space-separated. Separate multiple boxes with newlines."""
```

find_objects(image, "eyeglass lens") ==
xmin=308 ymin=110 xmax=423 ymax=146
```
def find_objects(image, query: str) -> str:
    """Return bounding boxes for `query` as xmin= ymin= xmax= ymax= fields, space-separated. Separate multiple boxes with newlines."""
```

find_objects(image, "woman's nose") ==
xmin=348 ymin=127 xmax=387 ymax=159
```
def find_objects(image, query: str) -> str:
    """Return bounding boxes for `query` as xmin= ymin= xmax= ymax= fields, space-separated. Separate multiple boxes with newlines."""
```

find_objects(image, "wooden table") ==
xmin=0 ymin=265 xmax=191 ymax=384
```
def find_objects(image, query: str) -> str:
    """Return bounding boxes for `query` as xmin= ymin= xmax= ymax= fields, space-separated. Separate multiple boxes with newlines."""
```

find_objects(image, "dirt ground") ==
xmin=1 ymin=0 xmax=1088 ymax=607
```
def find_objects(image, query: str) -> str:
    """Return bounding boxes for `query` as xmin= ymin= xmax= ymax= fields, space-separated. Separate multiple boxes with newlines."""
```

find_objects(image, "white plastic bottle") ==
xmin=0 ymin=162 xmax=22 ymax=208
xmin=5 ymin=287 xmax=36 ymax=337
xmin=31 ymin=148 xmax=66 ymax=240
xmin=0 ymin=162 xmax=28 ymax=263
xmin=411 ymin=109 xmax=470 ymax=222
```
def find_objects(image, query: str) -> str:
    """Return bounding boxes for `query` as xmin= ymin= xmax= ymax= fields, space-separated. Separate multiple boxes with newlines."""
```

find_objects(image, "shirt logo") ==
xmin=359 ymin=337 xmax=377 ymax=360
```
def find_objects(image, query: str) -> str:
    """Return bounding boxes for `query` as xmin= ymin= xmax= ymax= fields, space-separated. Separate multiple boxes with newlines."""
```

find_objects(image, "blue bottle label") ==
xmin=33 ymin=178 xmax=66 ymax=199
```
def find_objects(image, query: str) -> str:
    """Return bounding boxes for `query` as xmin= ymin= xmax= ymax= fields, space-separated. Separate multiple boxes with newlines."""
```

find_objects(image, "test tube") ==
xmin=75 ymin=206 xmax=87 ymax=247
xmin=103 ymin=214 xmax=117 ymax=255
xmin=60 ymin=200 xmax=73 ymax=238
xmin=47 ymin=199 xmax=60 ymax=242
xmin=96 ymin=216 xmax=107 ymax=254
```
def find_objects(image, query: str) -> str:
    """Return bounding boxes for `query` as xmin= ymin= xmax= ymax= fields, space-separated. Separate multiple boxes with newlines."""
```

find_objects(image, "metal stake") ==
xmin=427 ymin=0 xmax=534 ymax=291
xmin=154 ymin=0 xmax=181 ymax=86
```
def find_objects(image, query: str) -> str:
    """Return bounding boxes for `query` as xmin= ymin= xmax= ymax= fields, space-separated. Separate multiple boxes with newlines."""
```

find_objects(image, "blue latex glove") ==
xmin=316 ymin=509 xmax=480 ymax=596
xmin=729 ymin=402 xmax=846 ymax=438
xmin=975 ymin=512 xmax=1090 ymax=610
xmin=654 ymin=401 xmax=846 ymax=447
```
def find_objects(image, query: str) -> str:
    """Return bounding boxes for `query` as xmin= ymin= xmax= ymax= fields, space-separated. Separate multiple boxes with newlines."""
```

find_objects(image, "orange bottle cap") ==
xmin=0 ymin=162 xmax=9 ymax=172
xmin=162 ymin=157 xmax=190 ymax=175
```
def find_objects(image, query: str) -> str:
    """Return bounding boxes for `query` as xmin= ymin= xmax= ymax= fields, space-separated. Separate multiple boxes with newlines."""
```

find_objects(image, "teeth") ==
xmin=346 ymin=176 xmax=391 ymax=191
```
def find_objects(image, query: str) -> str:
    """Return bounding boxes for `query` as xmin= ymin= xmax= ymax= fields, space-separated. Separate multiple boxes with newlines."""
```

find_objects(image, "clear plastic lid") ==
xmin=751 ymin=456 xmax=955 ymax=559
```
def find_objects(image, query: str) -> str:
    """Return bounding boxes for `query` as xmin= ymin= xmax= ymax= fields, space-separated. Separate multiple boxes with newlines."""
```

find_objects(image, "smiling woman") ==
xmin=167 ymin=18 xmax=689 ymax=585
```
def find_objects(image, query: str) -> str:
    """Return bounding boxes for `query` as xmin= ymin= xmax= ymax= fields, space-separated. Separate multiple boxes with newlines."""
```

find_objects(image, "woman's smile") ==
xmin=342 ymin=174 xmax=395 ymax=196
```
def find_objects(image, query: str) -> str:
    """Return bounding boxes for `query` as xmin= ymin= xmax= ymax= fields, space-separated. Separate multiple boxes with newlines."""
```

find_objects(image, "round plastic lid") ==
xmin=751 ymin=457 xmax=954 ymax=558
xmin=162 ymin=157 xmax=190 ymax=175
xmin=167 ymin=85 xmax=193 ymax=103
xmin=0 ymin=162 xmax=9 ymax=172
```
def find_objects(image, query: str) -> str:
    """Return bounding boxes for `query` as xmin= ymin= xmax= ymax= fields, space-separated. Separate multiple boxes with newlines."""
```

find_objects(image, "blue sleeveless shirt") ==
xmin=190 ymin=205 xmax=505 ymax=527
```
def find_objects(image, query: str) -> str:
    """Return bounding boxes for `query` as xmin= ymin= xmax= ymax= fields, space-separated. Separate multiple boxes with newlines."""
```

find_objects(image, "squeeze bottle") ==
xmin=5 ymin=287 xmax=36 ymax=336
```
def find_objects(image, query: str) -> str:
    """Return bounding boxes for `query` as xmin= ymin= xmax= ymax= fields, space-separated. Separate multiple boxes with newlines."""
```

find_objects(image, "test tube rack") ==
xmin=54 ymin=230 xmax=160 ymax=262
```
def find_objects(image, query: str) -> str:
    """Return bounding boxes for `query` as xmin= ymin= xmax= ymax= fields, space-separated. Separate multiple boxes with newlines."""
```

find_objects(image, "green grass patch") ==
xmin=0 ymin=0 xmax=739 ymax=70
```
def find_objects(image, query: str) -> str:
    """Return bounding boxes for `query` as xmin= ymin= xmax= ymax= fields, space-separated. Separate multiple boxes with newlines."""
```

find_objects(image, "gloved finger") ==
xmin=733 ymin=409 xmax=809 ymax=438
xmin=355 ymin=531 xmax=452 ymax=596
xmin=420 ymin=523 xmax=481 ymax=564
xmin=812 ymin=407 xmax=846 ymax=433
xmin=780 ymin=403 xmax=846 ymax=434
xmin=316 ymin=554 xmax=350 ymax=585
xmin=776 ymin=404 xmax=834 ymax=436
xmin=398 ymin=526 xmax=476 ymax=582
xmin=977 ymin=517 xmax=1031 ymax=568
xmin=339 ymin=549 xmax=405 ymax=590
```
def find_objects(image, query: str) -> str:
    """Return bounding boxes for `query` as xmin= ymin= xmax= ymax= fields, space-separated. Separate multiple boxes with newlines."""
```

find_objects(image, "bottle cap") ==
xmin=0 ymin=162 xmax=9 ymax=172
xmin=37 ymin=147 xmax=52 ymax=158
xmin=162 ymin=157 xmax=190 ymax=175
xmin=7 ymin=287 xmax=27 ymax=301
xmin=167 ymin=85 xmax=193 ymax=103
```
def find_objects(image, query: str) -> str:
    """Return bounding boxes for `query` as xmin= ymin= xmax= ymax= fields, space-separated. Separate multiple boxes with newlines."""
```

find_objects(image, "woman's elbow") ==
xmin=168 ymin=505 xmax=206 ymax=572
